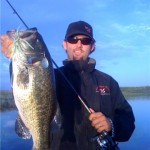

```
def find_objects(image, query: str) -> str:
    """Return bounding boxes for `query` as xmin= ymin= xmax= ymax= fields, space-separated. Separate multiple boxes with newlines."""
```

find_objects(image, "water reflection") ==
xmin=0 ymin=111 xmax=32 ymax=150
xmin=119 ymin=96 xmax=150 ymax=150
xmin=0 ymin=97 xmax=150 ymax=150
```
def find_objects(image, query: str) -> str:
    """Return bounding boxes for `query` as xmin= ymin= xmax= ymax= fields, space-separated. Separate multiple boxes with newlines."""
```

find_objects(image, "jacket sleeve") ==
xmin=110 ymin=79 xmax=135 ymax=142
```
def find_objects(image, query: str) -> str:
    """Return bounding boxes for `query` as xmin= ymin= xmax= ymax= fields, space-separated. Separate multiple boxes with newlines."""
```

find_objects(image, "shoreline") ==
xmin=120 ymin=86 xmax=150 ymax=98
xmin=0 ymin=86 xmax=150 ymax=111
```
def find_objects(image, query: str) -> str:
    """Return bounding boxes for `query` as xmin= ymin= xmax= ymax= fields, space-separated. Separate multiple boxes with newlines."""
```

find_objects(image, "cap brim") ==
xmin=65 ymin=32 xmax=95 ymax=42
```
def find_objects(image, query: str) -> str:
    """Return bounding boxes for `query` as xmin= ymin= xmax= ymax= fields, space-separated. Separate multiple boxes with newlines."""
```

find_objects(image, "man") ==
xmin=53 ymin=21 xmax=135 ymax=149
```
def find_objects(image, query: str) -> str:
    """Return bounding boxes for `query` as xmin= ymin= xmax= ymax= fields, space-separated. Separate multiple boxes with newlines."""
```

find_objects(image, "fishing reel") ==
xmin=91 ymin=131 xmax=119 ymax=150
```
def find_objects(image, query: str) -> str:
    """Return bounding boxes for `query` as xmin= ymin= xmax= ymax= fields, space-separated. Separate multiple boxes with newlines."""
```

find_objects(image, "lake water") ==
xmin=0 ymin=96 xmax=150 ymax=150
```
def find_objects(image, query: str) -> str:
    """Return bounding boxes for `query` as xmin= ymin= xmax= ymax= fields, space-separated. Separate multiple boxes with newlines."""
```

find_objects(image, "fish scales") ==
xmin=8 ymin=28 xmax=57 ymax=150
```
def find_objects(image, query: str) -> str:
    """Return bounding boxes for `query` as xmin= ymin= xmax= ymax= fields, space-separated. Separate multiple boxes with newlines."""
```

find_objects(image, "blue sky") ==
xmin=0 ymin=0 xmax=150 ymax=89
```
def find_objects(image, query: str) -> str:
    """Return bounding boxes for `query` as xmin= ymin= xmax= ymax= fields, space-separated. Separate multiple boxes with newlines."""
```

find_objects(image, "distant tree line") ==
xmin=121 ymin=86 xmax=150 ymax=98
xmin=0 ymin=86 xmax=150 ymax=111
xmin=0 ymin=90 xmax=16 ymax=111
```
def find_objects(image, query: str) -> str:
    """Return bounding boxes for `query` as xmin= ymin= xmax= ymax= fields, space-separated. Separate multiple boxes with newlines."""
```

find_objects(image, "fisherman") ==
xmin=51 ymin=20 xmax=135 ymax=149
xmin=1 ymin=21 xmax=135 ymax=150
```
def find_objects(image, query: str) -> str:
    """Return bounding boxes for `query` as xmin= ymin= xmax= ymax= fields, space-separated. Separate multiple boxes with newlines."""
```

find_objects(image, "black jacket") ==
xmin=53 ymin=58 xmax=135 ymax=150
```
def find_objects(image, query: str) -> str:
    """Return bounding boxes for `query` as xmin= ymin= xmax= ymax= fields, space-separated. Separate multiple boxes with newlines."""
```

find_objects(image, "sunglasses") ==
xmin=66 ymin=37 xmax=93 ymax=45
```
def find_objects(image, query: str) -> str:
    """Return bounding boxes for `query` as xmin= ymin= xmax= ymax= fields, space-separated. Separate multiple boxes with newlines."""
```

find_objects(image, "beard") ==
xmin=72 ymin=56 xmax=84 ymax=60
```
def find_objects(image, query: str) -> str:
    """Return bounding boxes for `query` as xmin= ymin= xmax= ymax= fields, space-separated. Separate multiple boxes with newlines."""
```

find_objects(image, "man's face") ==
xmin=63 ymin=35 xmax=95 ymax=60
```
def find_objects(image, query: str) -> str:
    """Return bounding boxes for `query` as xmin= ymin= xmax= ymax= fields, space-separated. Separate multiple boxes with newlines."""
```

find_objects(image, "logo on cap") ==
xmin=85 ymin=26 xmax=91 ymax=33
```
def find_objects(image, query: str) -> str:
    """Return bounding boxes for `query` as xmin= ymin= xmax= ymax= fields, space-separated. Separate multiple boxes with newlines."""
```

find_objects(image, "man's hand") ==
xmin=89 ymin=108 xmax=111 ymax=133
xmin=0 ymin=30 xmax=16 ymax=58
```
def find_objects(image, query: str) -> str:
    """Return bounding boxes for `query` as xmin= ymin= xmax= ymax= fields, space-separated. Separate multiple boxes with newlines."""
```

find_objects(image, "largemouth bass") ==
xmin=1 ymin=28 xmax=57 ymax=150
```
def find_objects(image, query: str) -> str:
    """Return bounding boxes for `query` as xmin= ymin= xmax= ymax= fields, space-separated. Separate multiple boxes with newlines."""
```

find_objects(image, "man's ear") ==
xmin=62 ymin=40 xmax=67 ymax=50
xmin=90 ymin=43 xmax=96 ymax=54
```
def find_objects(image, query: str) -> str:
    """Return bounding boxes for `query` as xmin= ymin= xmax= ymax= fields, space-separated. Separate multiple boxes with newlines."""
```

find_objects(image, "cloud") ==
xmin=112 ymin=23 xmax=150 ymax=35
xmin=94 ymin=21 xmax=150 ymax=51
xmin=134 ymin=0 xmax=150 ymax=12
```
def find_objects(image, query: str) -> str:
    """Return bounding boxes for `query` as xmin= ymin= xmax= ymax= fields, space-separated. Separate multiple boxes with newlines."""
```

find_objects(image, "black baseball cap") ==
xmin=65 ymin=21 xmax=95 ymax=42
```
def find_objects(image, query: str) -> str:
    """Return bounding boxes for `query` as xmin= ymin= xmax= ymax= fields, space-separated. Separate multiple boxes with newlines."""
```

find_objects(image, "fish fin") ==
xmin=9 ymin=62 xmax=13 ymax=88
xmin=50 ymin=115 xmax=61 ymax=132
xmin=10 ymin=68 xmax=14 ymax=89
xmin=41 ymin=57 xmax=49 ymax=68
xmin=15 ymin=114 xmax=31 ymax=139
xmin=50 ymin=104 xmax=62 ymax=133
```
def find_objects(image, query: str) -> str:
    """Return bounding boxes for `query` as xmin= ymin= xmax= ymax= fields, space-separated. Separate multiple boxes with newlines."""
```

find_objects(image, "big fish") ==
xmin=1 ymin=28 xmax=57 ymax=150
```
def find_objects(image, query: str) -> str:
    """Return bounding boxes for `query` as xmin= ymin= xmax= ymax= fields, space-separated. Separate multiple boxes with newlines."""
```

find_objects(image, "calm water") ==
xmin=0 ymin=97 xmax=150 ymax=150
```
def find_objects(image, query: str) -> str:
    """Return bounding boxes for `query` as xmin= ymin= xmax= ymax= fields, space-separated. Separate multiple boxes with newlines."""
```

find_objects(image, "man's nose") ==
xmin=76 ymin=40 xmax=82 ymax=47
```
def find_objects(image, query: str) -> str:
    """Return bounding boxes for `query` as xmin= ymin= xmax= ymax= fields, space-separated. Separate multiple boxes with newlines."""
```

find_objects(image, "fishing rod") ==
xmin=6 ymin=0 xmax=29 ymax=29
xmin=5 ymin=0 xmax=91 ymax=114
xmin=51 ymin=59 xmax=91 ymax=113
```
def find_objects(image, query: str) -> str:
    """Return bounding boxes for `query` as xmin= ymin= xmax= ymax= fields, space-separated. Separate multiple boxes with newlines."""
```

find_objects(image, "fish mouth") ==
xmin=27 ymin=57 xmax=41 ymax=64
xmin=26 ymin=55 xmax=49 ymax=68
xmin=24 ymin=52 xmax=44 ymax=64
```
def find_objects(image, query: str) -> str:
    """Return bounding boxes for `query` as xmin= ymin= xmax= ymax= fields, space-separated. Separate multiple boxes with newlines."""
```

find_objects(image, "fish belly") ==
xmin=13 ymin=61 xmax=57 ymax=150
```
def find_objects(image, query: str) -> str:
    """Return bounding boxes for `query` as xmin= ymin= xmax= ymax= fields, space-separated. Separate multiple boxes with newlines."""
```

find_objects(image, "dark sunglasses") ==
xmin=66 ymin=37 xmax=93 ymax=45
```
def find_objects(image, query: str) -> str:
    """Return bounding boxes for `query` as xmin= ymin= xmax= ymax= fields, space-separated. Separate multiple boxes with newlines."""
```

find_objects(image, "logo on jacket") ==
xmin=96 ymin=85 xmax=110 ymax=95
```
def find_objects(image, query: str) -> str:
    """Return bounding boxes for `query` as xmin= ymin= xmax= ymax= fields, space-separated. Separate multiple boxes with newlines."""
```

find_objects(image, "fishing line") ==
xmin=5 ymin=0 xmax=91 ymax=114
